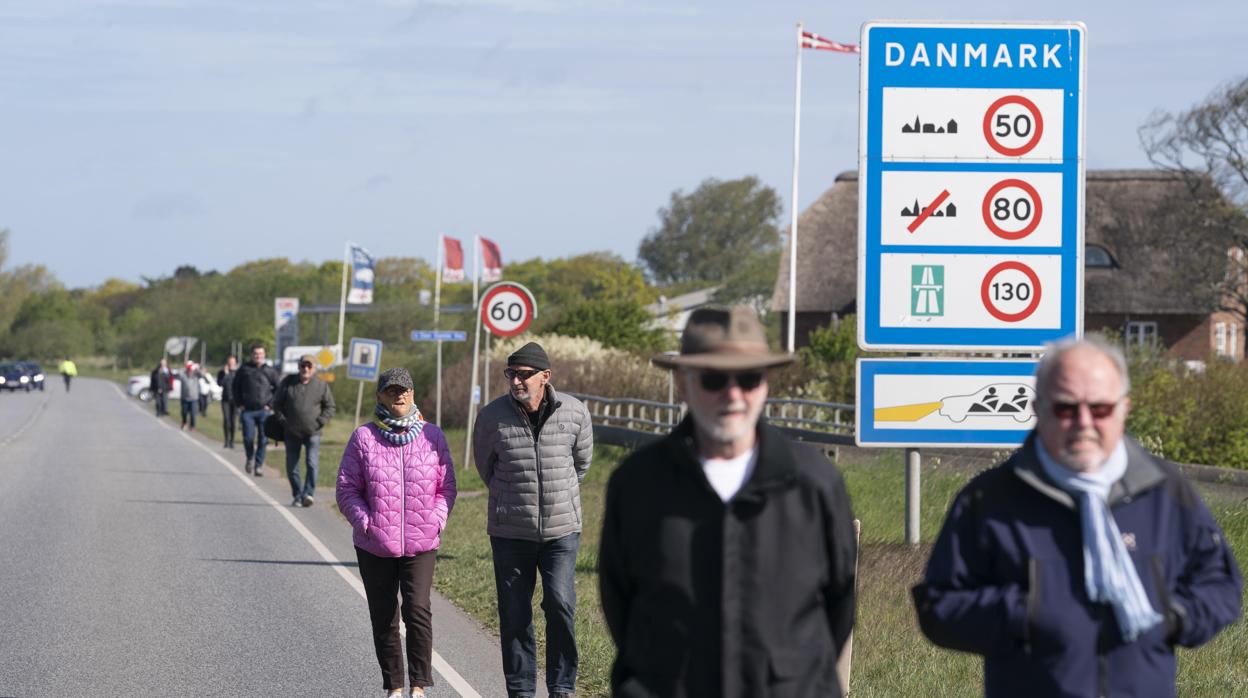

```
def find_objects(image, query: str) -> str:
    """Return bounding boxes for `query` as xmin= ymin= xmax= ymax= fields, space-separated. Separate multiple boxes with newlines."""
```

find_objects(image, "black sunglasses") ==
xmin=698 ymin=370 xmax=765 ymax=392
xmin=1050 ymin=400 xmax=1120 ymax=420
xmin=504 ymin=368 xmax=544 ymax=381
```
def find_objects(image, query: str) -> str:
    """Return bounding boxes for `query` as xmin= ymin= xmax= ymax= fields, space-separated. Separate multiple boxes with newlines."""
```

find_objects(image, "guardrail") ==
xmin=568 ymin=393 xmax=856 ymax=447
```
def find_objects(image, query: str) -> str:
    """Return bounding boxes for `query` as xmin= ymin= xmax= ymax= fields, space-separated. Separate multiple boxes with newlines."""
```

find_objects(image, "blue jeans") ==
xmin=490 ymin=533 xmax=579 ymax=697
xmin=284 ymin=433 xmax=320 ymax=500
xmin=179 ymin=398 xmax=197 ymax=428
xmin=239 ymin=408 xmax=269 ymax=468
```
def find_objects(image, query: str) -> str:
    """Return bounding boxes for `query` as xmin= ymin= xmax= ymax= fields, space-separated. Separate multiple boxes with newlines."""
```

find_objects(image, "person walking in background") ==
xmin=58 ymin=357 xmax=77 ymax=392
xmin=233 ymin=343 xmax=279 ymax=476
xmin=337 ymin=367 xmax=456 ymax=698
xmin=274 ymin=354 xmax=336 ymax=508
xmin=913 ymin=336 xmax=1242 ymax=697
xmin=150 ymin=358 xmax=172 ymax=417
xmin=472 ymin=342 xmax=593 ymax=698
xmin=599 ymin=305 xmax=857 ymax=697
xmin=179 ymin=361 xmax=203 ymax=431
xmin=217 ymin=355 xmax=239 ymax=448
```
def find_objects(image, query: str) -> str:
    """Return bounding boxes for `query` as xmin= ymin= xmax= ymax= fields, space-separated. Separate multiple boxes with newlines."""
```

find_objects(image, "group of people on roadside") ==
xmin=139 ymin=304 xmax=1245 ymax=698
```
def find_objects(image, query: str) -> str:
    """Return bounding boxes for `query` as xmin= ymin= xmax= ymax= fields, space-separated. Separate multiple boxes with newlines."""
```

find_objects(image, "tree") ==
xmin=548 ymin=299 xmax=670 ymax=353
xmin=1139 ymin=76 xmax=1248 ymax=321
xmin=638 ymin=176 xmax=783 ymax=299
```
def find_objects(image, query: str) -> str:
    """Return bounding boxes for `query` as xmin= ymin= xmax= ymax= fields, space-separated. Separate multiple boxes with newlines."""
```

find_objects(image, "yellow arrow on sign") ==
xmin=874 ymin=401 xmax=943 ymax=422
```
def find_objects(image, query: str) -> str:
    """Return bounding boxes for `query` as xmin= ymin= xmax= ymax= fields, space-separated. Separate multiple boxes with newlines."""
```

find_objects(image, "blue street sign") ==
xmin=858 ymin=22 xmax=1086 ymax=351
xmin=347 ymin=338 xmax=383 ymax=381
xmin=410 ymin=330 xmax=468 ymax=342
xmin=857 ymin=358 xmax=1039 ymax=448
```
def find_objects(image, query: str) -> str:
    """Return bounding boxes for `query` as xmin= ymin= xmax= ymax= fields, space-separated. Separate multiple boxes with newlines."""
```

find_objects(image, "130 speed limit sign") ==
xmin=480 ymin=282 xmax=538 ymax=337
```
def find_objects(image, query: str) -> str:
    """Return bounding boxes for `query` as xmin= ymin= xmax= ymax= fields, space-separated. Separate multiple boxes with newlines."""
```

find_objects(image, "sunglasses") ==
xmin=504 ymin=368 xmax=544 ymax=381
xmin=298 ymin=363 xmax=314 ymax=369
xmin=698 ymin=370 xmax=765 ymax=392
xmin=1050 ymin=400 xmax=1120 ymax=420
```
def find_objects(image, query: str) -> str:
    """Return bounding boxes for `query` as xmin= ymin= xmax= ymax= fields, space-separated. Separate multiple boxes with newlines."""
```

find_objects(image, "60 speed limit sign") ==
xmin=480 ymin=282 xmax=538 ymax=337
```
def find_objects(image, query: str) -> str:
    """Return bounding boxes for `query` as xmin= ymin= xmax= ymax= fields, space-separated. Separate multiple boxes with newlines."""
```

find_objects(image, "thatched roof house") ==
xmin=772 ymin=169 xmax=1243 ymax=360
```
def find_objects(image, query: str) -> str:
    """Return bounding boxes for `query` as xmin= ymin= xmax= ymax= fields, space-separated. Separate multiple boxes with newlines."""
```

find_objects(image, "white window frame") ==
xmin=1215 ymin=322 xmax=1229 ymax=357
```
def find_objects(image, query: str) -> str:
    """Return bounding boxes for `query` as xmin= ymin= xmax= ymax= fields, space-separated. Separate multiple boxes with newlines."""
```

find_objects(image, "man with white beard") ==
xmin=598 ymin=305 xmax=858 ymax=698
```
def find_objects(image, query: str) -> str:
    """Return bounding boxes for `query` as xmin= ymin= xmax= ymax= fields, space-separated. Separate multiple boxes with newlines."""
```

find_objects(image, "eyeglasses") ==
xmin=1050 ymin=400 xmax=1121 ymax=420
xmin=298 ymin=363 xmax=314 ymax=370
xmin=381 ymin=385 xmax=410 ymax=397
xmin=698 ymin=370 xmax=765 ymax=392
xmin=504 ymin=368 xmax=544 ymax=381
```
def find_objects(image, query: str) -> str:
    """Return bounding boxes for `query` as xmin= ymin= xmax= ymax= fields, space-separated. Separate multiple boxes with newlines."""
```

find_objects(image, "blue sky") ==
xmin=1 ymin=0 xmax=1244 ymax=288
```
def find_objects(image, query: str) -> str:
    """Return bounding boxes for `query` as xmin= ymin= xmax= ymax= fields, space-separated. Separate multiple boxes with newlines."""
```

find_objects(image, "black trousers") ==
xmin=356 ymin=546 xmax=437 ymax=691
xmin=221 ymin=401 xmax=238 ymax=445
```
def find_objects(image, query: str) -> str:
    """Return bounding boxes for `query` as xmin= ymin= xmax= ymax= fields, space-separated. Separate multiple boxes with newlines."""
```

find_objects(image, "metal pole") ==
xmin=484 ymin=331 xmax=491 ymax=403
xmin=464 ymin=242 xmax=483 ymax=471
xmin=787 ymin=21 xmax=804 ymax=353
xmin=435 ymin=234 xmax=444 ymax=426
xmin=336 ymin=242 xmax=350 ymax=354
xmin=905 ymin=447 xmax=921 ymax=544
xmin=354 ymin=380 xmax=365 ymax=426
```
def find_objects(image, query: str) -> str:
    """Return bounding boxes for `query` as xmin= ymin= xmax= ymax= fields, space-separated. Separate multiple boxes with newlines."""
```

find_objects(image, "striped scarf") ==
xmin=1037 ymin=440 xmax=1163 ymax=642
xmin=373 ymin=403 xmax=425 ymax=445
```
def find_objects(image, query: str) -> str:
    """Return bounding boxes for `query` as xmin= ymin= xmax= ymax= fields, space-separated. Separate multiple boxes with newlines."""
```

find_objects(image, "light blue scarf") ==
xmin=1037 ymin=440 xmax=1163 ymax=642
xmin=373 ymin=403 xmax=425 ymax=446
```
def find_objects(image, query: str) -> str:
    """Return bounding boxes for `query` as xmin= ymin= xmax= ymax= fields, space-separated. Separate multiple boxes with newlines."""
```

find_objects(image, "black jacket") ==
xmin=149 ymin=367 xmax=171 ymax=395
xmin=599 ymin=417 xmax=857 ymax=698
xmin=913 ymin=435 xmax=1242 ymax=698
xmin=273 ymin=374 xmax=335 ymax=440
xmin=232 ymin=361 xmax=279 ymax=411
xmin=216 ymin=368 xmax=236 ymax=403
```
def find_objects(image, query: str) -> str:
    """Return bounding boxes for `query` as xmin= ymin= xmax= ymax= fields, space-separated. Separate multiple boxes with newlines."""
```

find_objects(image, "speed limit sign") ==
xmin=480 ymin=282 xmax=538 ymax=337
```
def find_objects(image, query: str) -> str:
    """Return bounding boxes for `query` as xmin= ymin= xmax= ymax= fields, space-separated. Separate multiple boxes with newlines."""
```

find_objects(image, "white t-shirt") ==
xmin=700 ymin=447 xmax=758 ymax=502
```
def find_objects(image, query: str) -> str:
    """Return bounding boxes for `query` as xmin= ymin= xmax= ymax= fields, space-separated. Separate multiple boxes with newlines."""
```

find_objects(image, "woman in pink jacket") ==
xmin=337 ymin=367 xmax=457 ymax=698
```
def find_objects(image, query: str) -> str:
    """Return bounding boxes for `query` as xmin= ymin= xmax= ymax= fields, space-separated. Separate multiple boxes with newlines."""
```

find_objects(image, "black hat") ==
xmin=507 ymin=342 xmax=550 ymax=371
xmin=377 ymin=367 xmax=414 ymax=393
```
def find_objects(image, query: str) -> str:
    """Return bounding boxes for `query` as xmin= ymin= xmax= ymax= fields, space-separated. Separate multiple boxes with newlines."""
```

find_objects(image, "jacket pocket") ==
xmin=768 ymin=648 xmax=832 ymax=695
xmin=1025 ymin=557 xmax=1043 ymax=654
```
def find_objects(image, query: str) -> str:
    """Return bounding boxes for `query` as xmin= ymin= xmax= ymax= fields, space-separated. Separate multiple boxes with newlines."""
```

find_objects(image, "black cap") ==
xmin=507 ymin=342 xmax=550 ymax=371
xmin=377 ymin=367 xmax=414 ymax=393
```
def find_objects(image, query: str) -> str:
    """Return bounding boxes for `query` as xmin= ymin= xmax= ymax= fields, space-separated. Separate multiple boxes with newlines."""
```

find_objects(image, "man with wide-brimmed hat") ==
xmin=598 ymin=305 xmax=857 ymax=698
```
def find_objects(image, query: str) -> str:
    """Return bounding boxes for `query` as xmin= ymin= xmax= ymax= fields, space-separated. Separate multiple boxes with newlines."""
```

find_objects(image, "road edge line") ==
xmin=110 ymin=385 xmax=483 ymax=698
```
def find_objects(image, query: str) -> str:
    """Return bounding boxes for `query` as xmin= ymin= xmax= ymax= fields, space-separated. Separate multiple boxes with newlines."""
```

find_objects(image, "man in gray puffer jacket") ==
xmin=473 ymin=342 xmax=592 ymax=698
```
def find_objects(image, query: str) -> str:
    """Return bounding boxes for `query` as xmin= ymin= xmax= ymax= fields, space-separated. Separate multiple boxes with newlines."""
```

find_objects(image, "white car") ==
xmin=938 ymin=383 xmax=1035 ymax=423
xmin=128 ymin=371 xmax=224 ymax=403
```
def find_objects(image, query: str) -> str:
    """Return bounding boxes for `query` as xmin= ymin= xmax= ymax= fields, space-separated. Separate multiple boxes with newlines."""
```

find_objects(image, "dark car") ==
xmin=0 ymin=362 xmax=32 ymax=392
xmin=17 ymin=361 xmax=45 ymax=391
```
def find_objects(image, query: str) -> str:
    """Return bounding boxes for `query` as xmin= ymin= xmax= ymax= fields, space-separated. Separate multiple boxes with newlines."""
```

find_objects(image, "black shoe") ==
xmin=245 ymin=460 xmax=253 ymax=474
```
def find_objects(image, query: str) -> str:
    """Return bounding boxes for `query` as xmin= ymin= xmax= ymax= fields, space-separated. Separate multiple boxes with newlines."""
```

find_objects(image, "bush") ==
xmin=1127 ymin=352 xmax=1248 ymax=469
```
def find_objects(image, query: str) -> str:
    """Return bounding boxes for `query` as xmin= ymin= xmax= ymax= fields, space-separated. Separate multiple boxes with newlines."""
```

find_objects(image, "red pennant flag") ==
xmin=481 ymin=237 xmax=503 ymax=282
xmin=800 ymin=30 xmax=859 ymax=53
xmin=442 ymin=236 xmax=465 ymax=283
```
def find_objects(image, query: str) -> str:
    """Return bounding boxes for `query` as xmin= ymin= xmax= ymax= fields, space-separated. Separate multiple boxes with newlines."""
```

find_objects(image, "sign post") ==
xmin=464 ymin=282 xmax=538 ymax=470
xmin=348 ymin=338 xmax=383 ymax=426
xmin=857 ymin=21 xmax=1086 ymax=542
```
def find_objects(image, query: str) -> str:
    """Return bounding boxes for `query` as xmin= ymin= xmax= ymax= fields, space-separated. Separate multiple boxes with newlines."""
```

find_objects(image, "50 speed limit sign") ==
xmin=480 ymin=282 xmax=538 ymax=337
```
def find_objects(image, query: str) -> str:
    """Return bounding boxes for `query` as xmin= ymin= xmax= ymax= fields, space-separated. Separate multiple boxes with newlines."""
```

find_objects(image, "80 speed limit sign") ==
xmin=480 ymin=282 xmax=538 ymax=337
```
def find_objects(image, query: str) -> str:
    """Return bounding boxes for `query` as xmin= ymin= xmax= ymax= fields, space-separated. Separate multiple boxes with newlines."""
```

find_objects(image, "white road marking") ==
xmin=0 ymin=390 xmax=51 ymax=447
xmin=112 ymin=385 xmax=483 ymax=698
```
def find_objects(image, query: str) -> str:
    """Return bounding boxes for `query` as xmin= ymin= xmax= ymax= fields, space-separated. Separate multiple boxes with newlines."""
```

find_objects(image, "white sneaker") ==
xmin=409 ymin=688 xmax=426 ymax=698
xmin=386 ymin=690 xmax=403 ymax=698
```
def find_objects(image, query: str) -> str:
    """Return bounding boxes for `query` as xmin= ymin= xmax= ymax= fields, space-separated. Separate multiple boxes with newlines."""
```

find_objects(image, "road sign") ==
xmin=410 ymin=330 xmax=468 ymax=342
xmin=281 ymin=345 xmax=341 ymax=375
xmin=857 ymin=358 xmax=1039 ymax=447
xmin=480 ymin=282 xmax=538 ymax=337
xmin=858 ymin=22 xmax=1086 ymax=351
xmin=347 ymin=338 xmax=383 ymax=381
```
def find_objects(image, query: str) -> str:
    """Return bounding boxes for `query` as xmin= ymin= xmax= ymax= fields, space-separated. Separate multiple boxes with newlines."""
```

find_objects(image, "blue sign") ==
xmin=857 ymin=358 xmax=1039 ymax=448
xmin=347 ymin=338 xmax=383 ymax=381
xmin=857 ymin=22 xmax=1086 ymax=351
xmin=410 ymin=330 xmax=468 ymax=342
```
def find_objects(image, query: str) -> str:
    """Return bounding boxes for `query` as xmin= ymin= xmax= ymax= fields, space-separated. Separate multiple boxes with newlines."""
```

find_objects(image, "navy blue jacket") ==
xmin=913 ymin=435 xmax=1241 ymax=698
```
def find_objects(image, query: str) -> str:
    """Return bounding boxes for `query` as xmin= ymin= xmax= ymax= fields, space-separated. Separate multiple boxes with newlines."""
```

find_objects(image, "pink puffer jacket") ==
xmin=336 ymin=422 xmax=457 ymax=558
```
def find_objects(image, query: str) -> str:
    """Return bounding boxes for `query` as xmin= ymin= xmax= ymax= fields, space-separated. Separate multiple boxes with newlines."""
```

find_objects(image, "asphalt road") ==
xmin=0 ymin=378 xmax=518 ymax=697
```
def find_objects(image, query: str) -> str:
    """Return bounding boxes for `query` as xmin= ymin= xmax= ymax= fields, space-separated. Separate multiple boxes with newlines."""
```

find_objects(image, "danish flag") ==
xmin=800 ymin=31 xmax=859 ymax=53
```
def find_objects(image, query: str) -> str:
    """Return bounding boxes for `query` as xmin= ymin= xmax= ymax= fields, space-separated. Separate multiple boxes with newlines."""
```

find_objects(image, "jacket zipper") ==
xmin=534 ymin=425 xmax=543 ymax=540
xmin=400 ymin=440 xmax=407 ymax=556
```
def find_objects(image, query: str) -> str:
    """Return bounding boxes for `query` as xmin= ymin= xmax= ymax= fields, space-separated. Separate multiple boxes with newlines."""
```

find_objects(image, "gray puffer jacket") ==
xmin=472 ymin=385 xmax=593 ymax=542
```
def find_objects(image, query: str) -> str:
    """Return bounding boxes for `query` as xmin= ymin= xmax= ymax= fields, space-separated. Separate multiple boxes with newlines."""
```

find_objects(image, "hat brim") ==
xmin=651 ymin=352 xmax=795 ymax=371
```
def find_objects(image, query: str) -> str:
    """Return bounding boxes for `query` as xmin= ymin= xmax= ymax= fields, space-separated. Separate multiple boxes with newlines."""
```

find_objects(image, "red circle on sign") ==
xmin=980 ymin=261 xmax=1043 ymax=322
xmin=480 ymin=284 xmax=535 ymax=337
xmin=982 ymin=95 xmax=1045 ymax=157
xmin=981 ymin=179 xmax=1044 ymax=240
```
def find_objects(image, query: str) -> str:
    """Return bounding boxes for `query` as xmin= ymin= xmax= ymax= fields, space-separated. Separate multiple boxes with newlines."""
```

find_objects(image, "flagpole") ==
xmin=337 ymin=241 xmax=350 ymax=358
xmin=787 ymin=22 xmax=804 ymax=353
xmin=435 ymin=234 xmax=446 ymax=426
xmin=464 ymin=235 xmax=483 ymax=472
